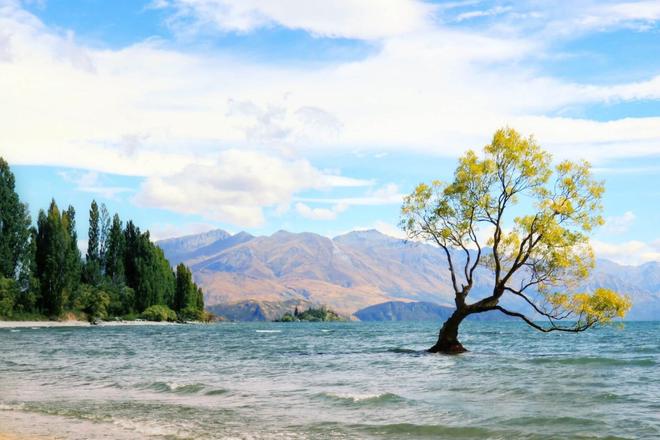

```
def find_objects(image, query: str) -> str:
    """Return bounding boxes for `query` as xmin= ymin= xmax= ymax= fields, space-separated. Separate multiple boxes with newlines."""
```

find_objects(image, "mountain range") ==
xmin=157 ymin=229 xmax=660 ymax=321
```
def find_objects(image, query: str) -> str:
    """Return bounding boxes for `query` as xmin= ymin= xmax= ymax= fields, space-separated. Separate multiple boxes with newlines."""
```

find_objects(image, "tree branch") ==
xmin=492 ymin=306 xmax=595 ymax=333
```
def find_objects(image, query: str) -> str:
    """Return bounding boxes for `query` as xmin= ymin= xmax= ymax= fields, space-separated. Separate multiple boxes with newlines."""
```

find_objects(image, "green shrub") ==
xmin=106 ymin=283 xmax=135 ymax=317
xmin=141 ymin=304 xmax=177 ymax=322
xmin=0 ymin=277 xmax=18 ymax=318
xmin=178 ymin=306 xmax=204 ymax=321
xmin=74 ymin=284 xmax=110 ymax=322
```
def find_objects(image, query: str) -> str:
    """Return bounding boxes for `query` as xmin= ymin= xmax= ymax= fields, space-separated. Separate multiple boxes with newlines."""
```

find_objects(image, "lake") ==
xmin=1 ymin=321 xmax=658 ymax=439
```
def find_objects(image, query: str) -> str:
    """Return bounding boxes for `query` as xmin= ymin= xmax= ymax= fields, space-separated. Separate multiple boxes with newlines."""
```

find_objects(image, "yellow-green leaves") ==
xmin=548 ymin=288 xmax=632 ymax=326
xmin=546 ymin=159 xmax=605 ymax=232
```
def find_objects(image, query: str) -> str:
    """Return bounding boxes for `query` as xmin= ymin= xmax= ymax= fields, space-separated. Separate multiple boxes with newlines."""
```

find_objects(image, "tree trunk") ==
xmin=428 ymin=309 xmax=468 ymax=354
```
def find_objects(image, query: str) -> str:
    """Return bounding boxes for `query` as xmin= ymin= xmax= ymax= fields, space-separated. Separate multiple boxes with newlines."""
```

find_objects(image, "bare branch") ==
xmin=492 ymin=306 xmax=595 ymax=333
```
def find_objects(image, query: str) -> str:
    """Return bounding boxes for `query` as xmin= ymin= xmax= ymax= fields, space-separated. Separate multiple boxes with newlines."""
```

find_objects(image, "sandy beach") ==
xmin=0 ymin=320 xmax=182 ymax=329
xmin=0 ymin=434 xmax=29 ymax=440
xmin=0 ymin=411 xmax=138 ymax=440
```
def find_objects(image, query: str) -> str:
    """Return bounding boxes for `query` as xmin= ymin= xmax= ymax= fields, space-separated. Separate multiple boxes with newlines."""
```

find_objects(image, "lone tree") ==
xmin=401 ymin=128 xmax=631 ymax=354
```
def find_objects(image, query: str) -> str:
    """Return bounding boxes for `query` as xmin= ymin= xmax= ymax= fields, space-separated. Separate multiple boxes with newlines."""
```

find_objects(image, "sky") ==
xmin=1 ymin=0 xmax=659 ymax=265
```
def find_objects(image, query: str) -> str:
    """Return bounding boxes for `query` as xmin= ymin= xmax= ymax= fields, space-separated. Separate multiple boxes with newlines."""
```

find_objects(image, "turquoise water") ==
xmin=1 ymin=321 xmax=658 ymax=439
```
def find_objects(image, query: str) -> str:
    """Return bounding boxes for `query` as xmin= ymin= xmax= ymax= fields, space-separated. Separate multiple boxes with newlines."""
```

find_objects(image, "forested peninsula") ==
xmin=0 ymin=157 xmax=208 ymax=323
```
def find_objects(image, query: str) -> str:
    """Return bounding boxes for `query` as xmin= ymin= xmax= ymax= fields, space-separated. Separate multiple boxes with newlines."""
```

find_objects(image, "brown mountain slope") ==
xmin=158 ymin=229 xmax=660 ymax=320
xmin=161 ymin=229 xmax=459 ymax=315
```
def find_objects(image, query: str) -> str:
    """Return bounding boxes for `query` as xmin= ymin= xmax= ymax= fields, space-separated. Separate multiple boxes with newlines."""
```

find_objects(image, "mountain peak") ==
xmin=157 ymin=228 xmax=231 ymax=246
xmin=333 ymin=229 xmax=397 ymax=244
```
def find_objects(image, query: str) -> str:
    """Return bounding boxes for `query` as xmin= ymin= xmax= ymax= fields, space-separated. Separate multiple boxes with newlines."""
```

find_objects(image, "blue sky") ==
xmin=1 ymin=0 xmax=659 ymax=265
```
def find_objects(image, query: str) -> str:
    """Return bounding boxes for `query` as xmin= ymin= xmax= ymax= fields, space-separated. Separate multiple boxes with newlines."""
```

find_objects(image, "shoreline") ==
xmin=0 ymin=410 xmax=137 ymax=440
xmin=0 ymin=320 xmax=190 ymax=329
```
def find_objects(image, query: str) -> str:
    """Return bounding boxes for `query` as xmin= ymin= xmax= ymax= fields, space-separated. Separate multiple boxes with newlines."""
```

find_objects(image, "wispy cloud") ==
xmin=295 ymin=202 xmax=348 ymax=221
xmin=2 ymin=1 xmax=660 ymax=178
xmin=58 ymin=170 xmax=133 ymax=200
xmin=593 ymin=239 xmax=660 ymax=265
xmin=153 ymin=0 xmax=436 ymax=39
xmin=603 ymin=211 xmax=636 ymax=234
xmin=296 ymin=183 xmax=403 ymax=206
xmin=455 ymin=5 xmax=512 ymax=22
xmin=2 ymin=0 xmax=660 ymax=233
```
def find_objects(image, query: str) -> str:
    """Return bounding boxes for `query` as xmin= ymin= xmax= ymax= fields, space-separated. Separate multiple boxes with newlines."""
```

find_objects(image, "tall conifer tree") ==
xmin=0 ymin=158 xmax=32 ymax=281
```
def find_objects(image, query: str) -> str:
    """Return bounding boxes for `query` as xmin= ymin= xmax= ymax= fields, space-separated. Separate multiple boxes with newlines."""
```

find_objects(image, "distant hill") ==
xmin=206 ymin=299 xmax=313 ymax=322
xmin=354 ymin=301 xmax=511 ymax=322
xmin=158 ymin=229 xmax=660 ymax=321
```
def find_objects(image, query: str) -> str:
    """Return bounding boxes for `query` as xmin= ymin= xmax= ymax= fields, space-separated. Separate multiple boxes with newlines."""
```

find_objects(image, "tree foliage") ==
xmin=0 ymin=156 xmax=205 ymax=321
xmin=173 ymin=263 xmax=205 ymax=320
xmin=35 ymin=201 xmax=76 ymax=316
xmin=105 ymin=213 xmax=125 ymax=284
xmin=277 ymin=306 xmax=343 ymax=322
xmin=401 ymin=128 xmax=631 ymax=352
xmin=83 ymin=200 xmax=101 ymax=285
xmin=0 ymin=158 xmax=32 ymax=282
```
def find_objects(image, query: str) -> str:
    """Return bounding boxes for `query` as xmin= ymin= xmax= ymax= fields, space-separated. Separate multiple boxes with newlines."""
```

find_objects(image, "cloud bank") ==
xmin=0 ymin=0 xmax=658 ymax=263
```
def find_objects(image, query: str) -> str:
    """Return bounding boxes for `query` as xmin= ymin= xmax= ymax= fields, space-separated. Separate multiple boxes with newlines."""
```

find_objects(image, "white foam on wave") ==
xmin=255 ymin=330 xmax=281 ymax=333
xmin=0 ymin=402 xmax=25 ymax=411
xmin=112 ymin=417 xmax=186 ymax=437
xmin=325 ymin=392 xmax=394 ymax=402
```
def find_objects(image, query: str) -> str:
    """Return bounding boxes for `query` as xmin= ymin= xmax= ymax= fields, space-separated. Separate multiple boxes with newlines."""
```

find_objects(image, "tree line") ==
xmin=0 ymin=157 xmax=206 ymax=322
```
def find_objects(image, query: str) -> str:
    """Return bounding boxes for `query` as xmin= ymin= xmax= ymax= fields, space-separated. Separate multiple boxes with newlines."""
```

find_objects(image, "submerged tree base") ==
xmin=428 ymin=341 xmax=468 ymax=354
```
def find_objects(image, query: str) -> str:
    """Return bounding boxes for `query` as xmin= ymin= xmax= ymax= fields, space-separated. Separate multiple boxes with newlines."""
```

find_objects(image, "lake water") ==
xmin=1 ymin=321 xmax=658 ymax=439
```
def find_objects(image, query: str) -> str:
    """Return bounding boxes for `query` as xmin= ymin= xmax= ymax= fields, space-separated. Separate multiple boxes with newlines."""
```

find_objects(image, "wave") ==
xmin=530 ymin=356 xmax=655 ymax=367
xmin=0 ymin=402 xmax=25 ymax=411
xmin=386 ymin=347 xmax=420 ymax=354
xmin=316 ymin=391 xmax=405 ymax=406
xmin=350 ymin=422 xmax=497 ymax=438
xmin=506 ymin=415 xmax=601 ymax=427
xmin=140 ymin=381 xmax=206 ymax=394
xmin=204 ymin=388 xmax=229 ymax=396
xmin=3 ymin=401 xmax=189 ymax=439
xmin=255 ymin=330 xmax=281 ymax=333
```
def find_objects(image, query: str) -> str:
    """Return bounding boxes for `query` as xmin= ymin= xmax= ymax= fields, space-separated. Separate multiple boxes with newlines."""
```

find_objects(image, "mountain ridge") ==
xmin=157 ymin=228 xmax=660 ymax=321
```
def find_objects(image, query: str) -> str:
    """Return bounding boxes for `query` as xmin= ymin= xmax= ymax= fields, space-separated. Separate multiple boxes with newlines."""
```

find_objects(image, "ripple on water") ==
xmin=0 ymin=322 xmax=658 ymax=440
xmin=341 ymin=422 xmax=504 ymax=439
xmin=315 ymin=392 xmax=407 ymax=407
xmin=529 ymin=356 xmax=656 ymax=367
xmin=138 ymin=381 xmax=206 ymax=394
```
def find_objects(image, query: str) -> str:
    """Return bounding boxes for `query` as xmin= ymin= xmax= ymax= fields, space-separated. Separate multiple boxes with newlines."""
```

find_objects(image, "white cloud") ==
xmin=295 ymin=202 xmax=348 ymax=221
xmin=455 ymin=5 xmax=511 ymax=22
xmin=133 ymin=149 xmax=364 ymax=226
xmin=603 ymin=211 xmax=636 ymax=234
xmin=593 ymin=165 xmax=660 ymax=175
xmin=58 ymin=170 xmax=133 ymax=200
xmin=158 ymin=0 xmax=436 ymax=39
xmin=449 ymin=1 xmax=660 ymax=40
xmin=296 ymin=183 xmax=403 ymax=206
xmin=371 ymin=220 xmax=407 ymax=239
xmin=337 ymin=220 xmax=407 ymax=240
xmin=1 ymin=0 xmax=660 ymax=232
xmin=2 ymin=1 xmax=660 ymax=179
xmin=576 ymin=1 xmax=660 ymax=33
xmin=593 ymin=239 xmax=660 ymax=265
